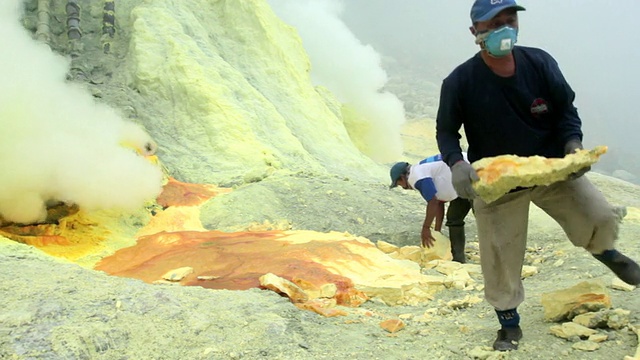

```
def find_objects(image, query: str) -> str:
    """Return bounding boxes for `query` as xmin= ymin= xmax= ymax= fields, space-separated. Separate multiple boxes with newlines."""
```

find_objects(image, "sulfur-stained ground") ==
xmin=2 ymin=169 xmax=640 ymax=360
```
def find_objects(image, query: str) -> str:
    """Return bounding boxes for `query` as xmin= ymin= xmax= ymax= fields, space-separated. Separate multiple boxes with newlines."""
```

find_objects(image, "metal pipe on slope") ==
xmin=102 ymin=0 xmax=115 ymax=54
xmin=66 ymin=0 xmax=81 ymax=41
xmin=35 ymin=0 xmax=51 ymax=44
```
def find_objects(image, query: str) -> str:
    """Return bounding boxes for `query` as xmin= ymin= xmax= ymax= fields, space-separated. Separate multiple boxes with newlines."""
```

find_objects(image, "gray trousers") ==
xmin=473 ymin=176 xmax=618 ymax=311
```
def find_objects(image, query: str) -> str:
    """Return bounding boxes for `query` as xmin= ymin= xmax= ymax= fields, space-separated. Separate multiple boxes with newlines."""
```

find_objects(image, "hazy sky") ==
xmin=340 ymin=0 xmax=640 ymax=169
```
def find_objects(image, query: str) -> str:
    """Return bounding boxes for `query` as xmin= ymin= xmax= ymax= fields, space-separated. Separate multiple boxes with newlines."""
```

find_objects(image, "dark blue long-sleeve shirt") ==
xmin=436 ymin=46 xmax=583 ymax=167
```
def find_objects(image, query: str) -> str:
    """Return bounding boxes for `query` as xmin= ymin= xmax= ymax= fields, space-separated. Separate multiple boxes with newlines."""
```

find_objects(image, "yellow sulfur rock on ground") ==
xmin=472 ymin=146 xmax=608 ymax=203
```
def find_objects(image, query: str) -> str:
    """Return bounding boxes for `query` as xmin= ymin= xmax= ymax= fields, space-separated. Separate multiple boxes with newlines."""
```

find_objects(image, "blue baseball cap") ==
xmin=389 ymin=162 xmax=410 ymax=188
xmin=470 ymin=0 xmax=525 ymax=23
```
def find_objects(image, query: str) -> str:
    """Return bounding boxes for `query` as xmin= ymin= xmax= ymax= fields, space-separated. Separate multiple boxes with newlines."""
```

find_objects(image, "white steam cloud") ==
xmin=0 ymin=1 xmax=163 ymax=224
xmin=268 ymin=0 xmax=406 ymax=163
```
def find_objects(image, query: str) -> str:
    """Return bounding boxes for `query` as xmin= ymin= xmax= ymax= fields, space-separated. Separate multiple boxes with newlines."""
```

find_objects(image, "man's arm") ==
xmin=436 ymin=78 xmax=465 ymax=167
xmin=422 ymin=199 xmax=445 ymax=248
xmin=414 ymin=178 xmax=442 ymax=247
xmin=543 ymin=54 xmax=583 ymax=145
xmin=434 ymin=200 xmax=445 ymax=232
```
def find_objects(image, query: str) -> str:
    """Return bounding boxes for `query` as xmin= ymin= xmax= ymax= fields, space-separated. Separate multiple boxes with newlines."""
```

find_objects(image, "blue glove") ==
xmin=451 ymin=161 xmax=479 ymax=199
xmin=564 ymin=139 xmax=590 ymax=179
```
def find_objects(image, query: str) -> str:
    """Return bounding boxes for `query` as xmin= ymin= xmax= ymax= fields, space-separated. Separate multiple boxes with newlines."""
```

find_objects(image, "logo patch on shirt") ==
xmin=530 ymin=98 xmax=549 ymax=116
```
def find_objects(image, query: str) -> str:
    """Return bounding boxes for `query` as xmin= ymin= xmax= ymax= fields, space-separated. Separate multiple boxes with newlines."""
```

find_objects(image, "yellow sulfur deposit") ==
xmin=472 ymin=146 xmax=608 ymax=203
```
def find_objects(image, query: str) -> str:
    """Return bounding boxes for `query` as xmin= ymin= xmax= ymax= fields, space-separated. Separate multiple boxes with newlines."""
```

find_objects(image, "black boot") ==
xmin=448 ymin=226 xmax=466 ymax=263
xmin=593 ymin=250 xmax=640 ymax=285
xmin=493 ymin=326 xmax=523 ymax=351
xmin=494 ymin=309 xmax=522 ymax=351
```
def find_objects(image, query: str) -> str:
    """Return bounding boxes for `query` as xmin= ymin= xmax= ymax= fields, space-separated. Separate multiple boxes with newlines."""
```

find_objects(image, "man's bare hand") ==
xmin=421 ymin=227 xmax=436 ymax=248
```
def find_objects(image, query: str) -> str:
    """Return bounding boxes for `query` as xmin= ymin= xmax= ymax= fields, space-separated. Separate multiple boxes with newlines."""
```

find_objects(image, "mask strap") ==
xmin=475 ymin=31 xmax=488 ymax=45
xmin=473 ymin=26 xmax=489 ymax=45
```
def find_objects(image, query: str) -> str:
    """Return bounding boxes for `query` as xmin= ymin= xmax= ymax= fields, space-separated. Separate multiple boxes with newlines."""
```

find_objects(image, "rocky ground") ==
xmin=2 ymin=170 xmax=640 ymax=360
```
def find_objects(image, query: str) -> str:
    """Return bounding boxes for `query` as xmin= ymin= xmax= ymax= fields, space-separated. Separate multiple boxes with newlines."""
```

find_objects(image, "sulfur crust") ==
xmin=472 ymin=146 xmax=608 ymax=203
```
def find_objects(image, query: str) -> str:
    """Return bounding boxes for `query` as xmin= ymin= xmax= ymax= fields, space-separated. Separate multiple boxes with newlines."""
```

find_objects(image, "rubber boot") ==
xmin=593 ymin=249 xmax=640 ymax=285
xmin=494 ymin=326 xmax=523 ymax=351
xmin=494 ymin=309 xmax=522 ymax=351
xmin=448 ymin=226 xmax=466 ymax=263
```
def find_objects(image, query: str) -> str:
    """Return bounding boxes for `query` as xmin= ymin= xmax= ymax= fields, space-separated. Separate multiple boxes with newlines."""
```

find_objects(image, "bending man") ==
xmin=389 ymin=153 xmax=472 ymax=263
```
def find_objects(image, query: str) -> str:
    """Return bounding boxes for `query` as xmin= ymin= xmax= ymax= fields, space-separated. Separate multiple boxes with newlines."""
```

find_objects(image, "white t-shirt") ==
xmin=407 ymin=153 xmax=468 ymax=202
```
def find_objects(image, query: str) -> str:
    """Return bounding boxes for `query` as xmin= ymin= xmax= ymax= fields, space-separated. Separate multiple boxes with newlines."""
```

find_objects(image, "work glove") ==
xmin=451 ymin=161 xmax=479 ymax=199
xmin=564 ymin=139 xmax=590 ymax=179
